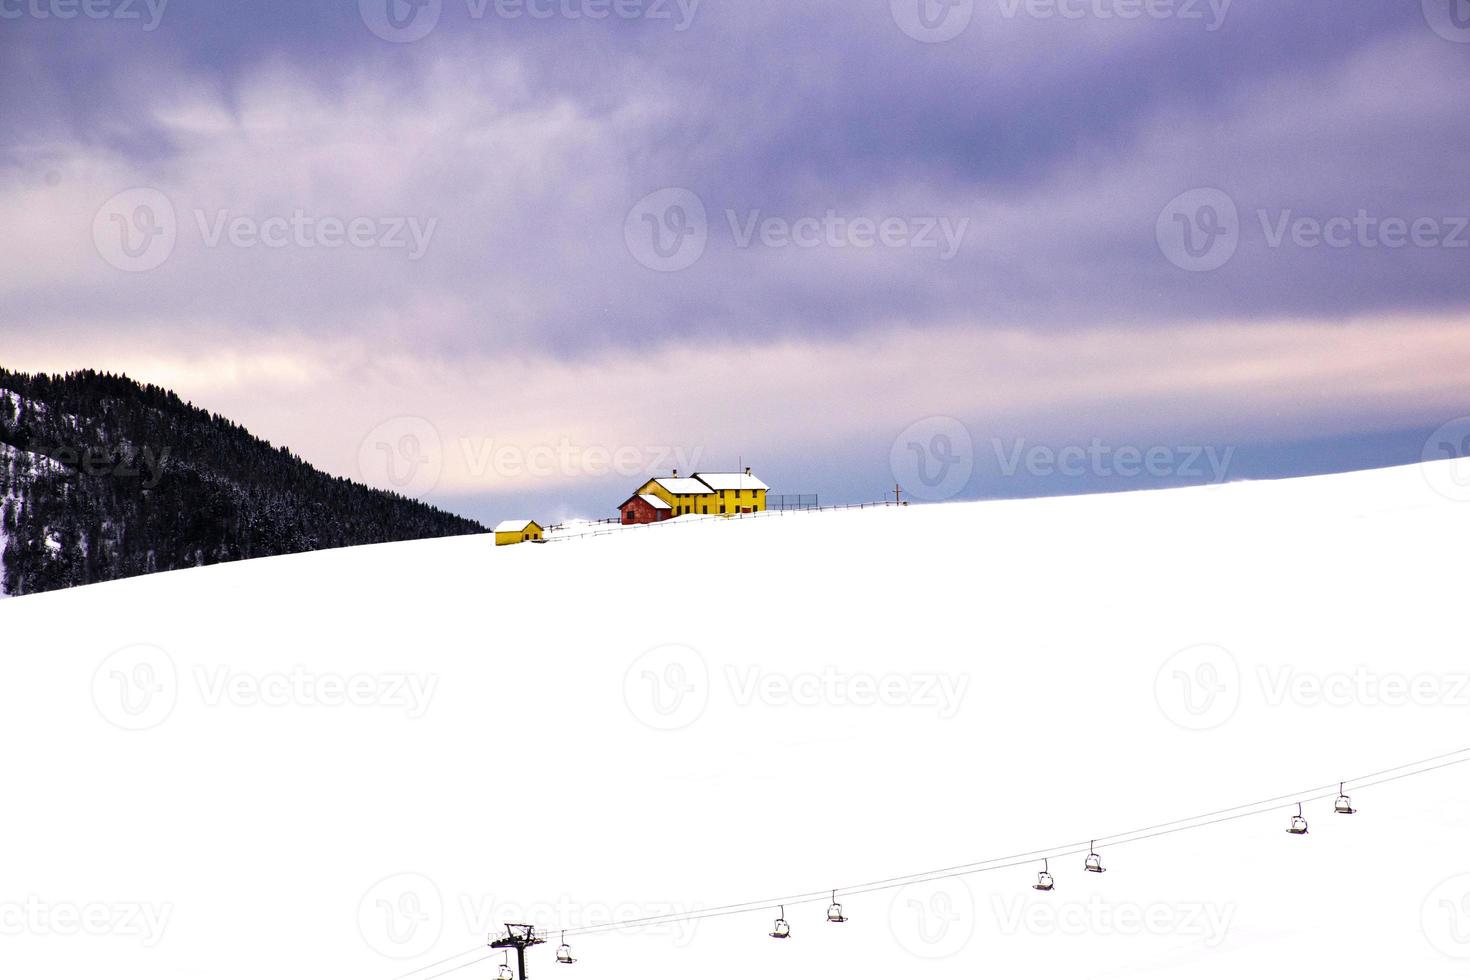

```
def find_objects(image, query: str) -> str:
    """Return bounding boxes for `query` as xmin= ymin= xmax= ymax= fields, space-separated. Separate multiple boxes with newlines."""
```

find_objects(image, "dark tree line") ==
xmin=0 ymin=367 xmax=485 ymax=597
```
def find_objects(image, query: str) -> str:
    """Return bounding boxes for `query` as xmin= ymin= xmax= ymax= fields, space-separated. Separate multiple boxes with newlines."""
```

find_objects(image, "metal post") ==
xmin=490 ymin=924 xmax=546 ymax=980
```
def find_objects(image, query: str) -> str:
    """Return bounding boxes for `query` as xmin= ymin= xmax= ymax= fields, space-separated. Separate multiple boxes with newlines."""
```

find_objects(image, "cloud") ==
xmin=5 ymin=14 xmax=1467 ymax=365
xmin=8 ymin=311 xmax=1468 ymax=500
xmin=3 ymin=0 xmax=1468 ymax=522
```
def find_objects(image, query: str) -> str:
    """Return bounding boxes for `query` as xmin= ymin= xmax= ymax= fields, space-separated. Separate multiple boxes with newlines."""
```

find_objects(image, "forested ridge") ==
xmin=0 ymin=367 xmax=484 ymax=596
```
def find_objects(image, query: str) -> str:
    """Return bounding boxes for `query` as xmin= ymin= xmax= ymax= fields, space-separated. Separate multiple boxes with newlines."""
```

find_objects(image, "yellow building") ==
xmin=634 ymin=473 xmax=719 ymax=516
xmin=494 ymin=520 xmax=544 ymax=546
xmin=633 ymin=468 xmax=769 ymax=517
xmin=693 ymin=469 xmax=769 ymax=515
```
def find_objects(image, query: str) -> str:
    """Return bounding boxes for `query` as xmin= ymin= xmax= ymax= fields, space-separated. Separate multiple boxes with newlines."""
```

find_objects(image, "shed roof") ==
xmin=638 ymin=494 xmax=673 ymax=510
xmin=493 ymin=520 xmax=541 ymax=534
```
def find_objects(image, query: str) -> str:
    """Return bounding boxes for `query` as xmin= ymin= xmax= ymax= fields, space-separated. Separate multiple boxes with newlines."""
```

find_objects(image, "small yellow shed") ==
xmin=494 ymin=520 xmax=544 ymax=546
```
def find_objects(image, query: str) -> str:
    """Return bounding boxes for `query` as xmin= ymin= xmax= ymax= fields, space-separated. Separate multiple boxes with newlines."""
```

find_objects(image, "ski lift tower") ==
xmin=490 ymin=924 xmax=546 ymax=979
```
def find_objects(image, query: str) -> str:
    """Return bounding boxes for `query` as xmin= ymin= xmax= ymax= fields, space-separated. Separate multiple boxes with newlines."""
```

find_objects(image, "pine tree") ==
xmin=0 ymin=366 xmax=486 ymax=597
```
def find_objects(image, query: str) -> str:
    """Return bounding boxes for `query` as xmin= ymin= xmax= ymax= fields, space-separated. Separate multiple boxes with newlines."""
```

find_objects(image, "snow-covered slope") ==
xmin=3 ymin=461 xmax=1470 ymax=980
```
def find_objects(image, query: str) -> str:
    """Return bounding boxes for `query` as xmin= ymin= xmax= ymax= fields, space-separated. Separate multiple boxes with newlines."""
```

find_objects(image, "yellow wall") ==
xmin=495 ymin=525 xmax=544 ymax=546
xmin=636 ymin=480 xmax=717 ymax=516
xmin=722 ymin=488 xmax=766 ymax=514
xmin=636 ymin=480 xmax=767 ymax=517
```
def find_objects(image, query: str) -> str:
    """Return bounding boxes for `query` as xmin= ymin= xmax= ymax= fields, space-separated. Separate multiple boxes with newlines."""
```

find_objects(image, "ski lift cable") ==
xmin=554 ymin=746 xmax=1470 ymax=940
xmin=1078 ymin=741 xmax=1470 ymax=849
xmin=552 ymin=759 xmax=1440 ymax=943
xmin=398 ymin=745 xmax=1470 ymax=979
xmin=391 ymin=946 xmax=496 ymax=980
xmin=1079 ymin=755 xmax=1470 ymax=855
xmin=416 ymin=953 xmax=495 ymax=980
xmin=1339 ymin=744 xmax=1470 ymax=784
xmin=1339 ymin=754 xmax=1470 ymax=794
xmin=557 ymin=747 xmax=1470 ymax=938
xmin=389 ymin=943 xmax=508 ymax=980
xmin=558 ymin=749 xmax=1470 ymax=939
xmin=562 ymin=784 xmax=1352 ymax=933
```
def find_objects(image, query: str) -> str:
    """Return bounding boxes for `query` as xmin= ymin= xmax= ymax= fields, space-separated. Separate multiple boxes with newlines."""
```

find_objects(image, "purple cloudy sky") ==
xmin=3 ymin=0 xmax=1470 ymax=522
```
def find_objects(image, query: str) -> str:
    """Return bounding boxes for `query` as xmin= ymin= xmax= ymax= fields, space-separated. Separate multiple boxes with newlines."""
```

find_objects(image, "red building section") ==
xmin=620 ymin=493 xmax=674 ymax=525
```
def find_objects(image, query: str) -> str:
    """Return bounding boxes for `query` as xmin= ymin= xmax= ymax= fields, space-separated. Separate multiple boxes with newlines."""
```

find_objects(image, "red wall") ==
xmin=621 ymin=497 xmax=671 ymax=525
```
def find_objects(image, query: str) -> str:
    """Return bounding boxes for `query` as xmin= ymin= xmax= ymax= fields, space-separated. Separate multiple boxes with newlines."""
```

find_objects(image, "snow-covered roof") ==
xmin=638 ymin=494 xmax=673 ymax=510
xmin=493 ymin=520 xmax=541 ymax=534
xmin=693 ymin=472 xmax=770 ymax=491
xmin=650 ymin=477 xmax=716 ymax=495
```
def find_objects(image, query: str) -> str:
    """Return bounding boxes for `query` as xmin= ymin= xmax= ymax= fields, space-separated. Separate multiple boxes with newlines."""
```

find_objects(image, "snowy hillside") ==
xmin=3 ymin=460 xmax=1470 ymax=980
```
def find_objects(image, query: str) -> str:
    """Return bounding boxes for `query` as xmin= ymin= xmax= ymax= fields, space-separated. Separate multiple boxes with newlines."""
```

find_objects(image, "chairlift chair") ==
xmin=1334 ymin=783 xmax=1356 ymax=815
xmin=826 ymin=891 xmax=847 ymax=923
xmin=555 ymin=932 xmax=576 ymax=965
xmin=1084 ymin=842 xmax=1105 ymax=874
xmin=770 ymin=907 xmax=791 ymax=939
xmin=1033 ymin=859 xmax=1055 ymax=891
xmin=498 ymin=952 xmax=514 ymax=980
xmin=1287 ymin=803 xmax=1309 ymax=835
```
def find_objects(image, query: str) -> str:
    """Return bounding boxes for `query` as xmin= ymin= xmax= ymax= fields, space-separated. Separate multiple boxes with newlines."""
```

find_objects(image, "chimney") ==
xmin=672 ymin=469 xmax=679 ymax=478
xmin=744 ymin=466 xmax=751 ymax=476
